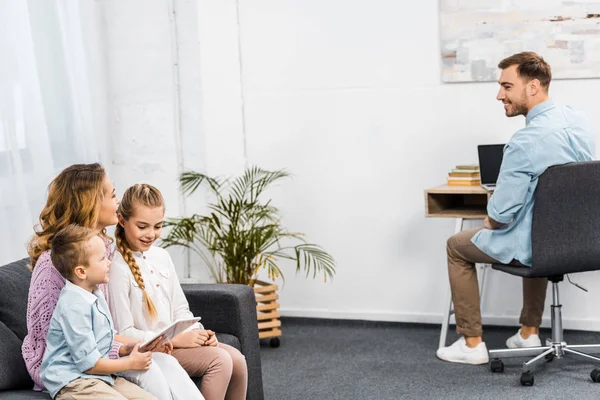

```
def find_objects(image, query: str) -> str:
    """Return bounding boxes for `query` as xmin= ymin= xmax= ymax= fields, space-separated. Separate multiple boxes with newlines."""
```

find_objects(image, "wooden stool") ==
xmin=254 ymin=280 xmax=282 ymax=347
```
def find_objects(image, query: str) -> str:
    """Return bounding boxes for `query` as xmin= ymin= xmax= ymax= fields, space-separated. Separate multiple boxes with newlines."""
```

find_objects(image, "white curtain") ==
xmin=0 ymin=0 xmax=109 ymax=264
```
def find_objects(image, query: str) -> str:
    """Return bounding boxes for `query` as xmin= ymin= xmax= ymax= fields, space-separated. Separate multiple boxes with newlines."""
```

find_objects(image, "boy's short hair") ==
xmin=50 ymin=225 xmax=98 ymax=280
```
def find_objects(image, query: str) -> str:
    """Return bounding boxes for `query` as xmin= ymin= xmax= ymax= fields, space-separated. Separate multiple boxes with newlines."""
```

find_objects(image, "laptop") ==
xmin=477 ymin=144 xmax=505 ymax=192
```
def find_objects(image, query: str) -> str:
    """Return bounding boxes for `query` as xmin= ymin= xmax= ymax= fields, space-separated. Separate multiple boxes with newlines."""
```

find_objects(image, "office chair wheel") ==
xmin=490 ymin=359 xmax=504 ymax=373
xmin=269 ymin=338 xmax=280 ymax=348
xmin=520 ymin=372 xmax=534 ymax=386
xmin=590 ymin=368 xmax=600 ymax=382
xmin=545 ymin=353 xmax=554 ymax=362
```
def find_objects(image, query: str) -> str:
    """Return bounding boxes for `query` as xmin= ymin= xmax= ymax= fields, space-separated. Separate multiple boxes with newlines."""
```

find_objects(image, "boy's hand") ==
xmin=205 ymin=330 xmax=219 ymax=347
xmin=128 ymin=344 xmax=152 ymax=371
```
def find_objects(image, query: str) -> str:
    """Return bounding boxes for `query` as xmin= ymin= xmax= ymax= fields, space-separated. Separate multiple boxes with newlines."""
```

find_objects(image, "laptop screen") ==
xmin=477 ymin=144 xmax=505 ymax=185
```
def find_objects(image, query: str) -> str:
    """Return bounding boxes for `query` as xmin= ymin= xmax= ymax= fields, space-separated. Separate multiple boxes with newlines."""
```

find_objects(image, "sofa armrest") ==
xmin=182 ymin=283 xmax=264 ymax=400
xmin=181 ymin=283 xmax=257 ymax=342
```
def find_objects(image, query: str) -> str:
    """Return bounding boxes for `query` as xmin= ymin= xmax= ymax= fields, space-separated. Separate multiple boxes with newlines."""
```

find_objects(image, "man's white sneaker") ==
xmin=506 ymin=329 xmax=541 ymax=349
xmin=436 ymin=337 xmax=489 ymax=365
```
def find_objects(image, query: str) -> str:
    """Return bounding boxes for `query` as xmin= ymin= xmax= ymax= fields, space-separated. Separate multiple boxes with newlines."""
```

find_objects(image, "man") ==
xmin=436 ymin=52 xmax=596 ymax=365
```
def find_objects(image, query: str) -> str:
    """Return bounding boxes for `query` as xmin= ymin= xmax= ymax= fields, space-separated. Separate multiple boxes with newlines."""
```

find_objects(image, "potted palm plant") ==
xmin=161 ymin=166 xmax=336 ymax=346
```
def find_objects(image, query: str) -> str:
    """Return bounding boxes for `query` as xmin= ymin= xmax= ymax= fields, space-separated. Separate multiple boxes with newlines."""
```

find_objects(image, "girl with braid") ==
xmin=108 ymin=184 xmax=248 ymax=400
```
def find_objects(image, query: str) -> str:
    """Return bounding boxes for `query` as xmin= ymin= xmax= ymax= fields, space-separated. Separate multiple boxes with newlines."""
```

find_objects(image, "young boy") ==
xmin=40 ymin=225 xmax=157 ymax=400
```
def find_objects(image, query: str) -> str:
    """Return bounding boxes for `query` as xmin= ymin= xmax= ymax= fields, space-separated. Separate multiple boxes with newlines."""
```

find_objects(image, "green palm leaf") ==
xmin=180 ymin=171 xmax=222 ymax=196
xmin=161 ymin=167 xmax=336 ymax=284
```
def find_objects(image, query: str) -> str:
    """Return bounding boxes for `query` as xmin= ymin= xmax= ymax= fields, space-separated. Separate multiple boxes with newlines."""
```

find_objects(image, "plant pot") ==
xmin=253 ymin=280 xmax=281 ymax=348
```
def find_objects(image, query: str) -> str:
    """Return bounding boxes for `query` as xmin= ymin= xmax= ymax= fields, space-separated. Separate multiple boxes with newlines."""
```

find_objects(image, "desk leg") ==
xmin=439 ymin=217 xmax=464 ymax=349
xmin=479 ymin=264 xmax=489 ymax=304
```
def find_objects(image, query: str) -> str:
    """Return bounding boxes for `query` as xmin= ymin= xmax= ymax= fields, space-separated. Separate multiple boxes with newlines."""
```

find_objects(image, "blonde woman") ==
xmin=108 ymin=184 xmax=248 ymax=400
xmin=23 ymin=163 xmax=203 ymax=400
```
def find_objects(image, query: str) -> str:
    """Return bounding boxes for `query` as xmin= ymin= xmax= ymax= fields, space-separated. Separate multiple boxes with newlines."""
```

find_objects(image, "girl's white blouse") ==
xmin=107 ymin=245 xmax=203 ymax=341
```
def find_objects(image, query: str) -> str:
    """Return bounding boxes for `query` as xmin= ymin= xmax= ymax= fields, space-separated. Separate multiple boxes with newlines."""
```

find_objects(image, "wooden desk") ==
xmin=425 ymin=184 xmax=492 ymax=349
xmin=425 ymin=184 xmax=490 ymax=219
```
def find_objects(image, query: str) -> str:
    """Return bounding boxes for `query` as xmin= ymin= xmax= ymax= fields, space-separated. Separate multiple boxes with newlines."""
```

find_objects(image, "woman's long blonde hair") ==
xmin=28 ymin=163 xmax=107 ymax=269
xmin=115 ymin=184 xmax=165 ymax=321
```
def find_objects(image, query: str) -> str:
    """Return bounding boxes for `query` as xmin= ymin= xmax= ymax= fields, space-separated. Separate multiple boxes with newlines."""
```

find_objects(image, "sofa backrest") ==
xmin=0 ymin=258 xmax=34 ymax=390
xmin=0 ymin=320 xmax=33 ymax=390
xmin=0 ymin=258 xmax=31 ymax=340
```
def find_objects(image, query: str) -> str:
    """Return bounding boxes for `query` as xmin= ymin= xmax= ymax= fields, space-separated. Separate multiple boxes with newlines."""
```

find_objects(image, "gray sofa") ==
xmin=0 ymin=258 xmax=264 ymax=400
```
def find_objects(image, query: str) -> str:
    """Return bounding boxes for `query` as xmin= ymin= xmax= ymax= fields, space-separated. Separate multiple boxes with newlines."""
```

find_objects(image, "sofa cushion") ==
xmin=0 ymin=391 xmax=50 ymax=399
xmin=216 ymin=333 xmax=241 ymax=351
xmin=0 ymin=258 xmax=31 ymax=340
xmin=0 ymin=320 xmax=33 ymax=391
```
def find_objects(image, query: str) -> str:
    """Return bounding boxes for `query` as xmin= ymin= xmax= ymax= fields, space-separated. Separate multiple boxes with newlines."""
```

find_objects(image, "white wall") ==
xmin=100 ymin=0 xmax=246 ymax=280
xmin=103 ymin=0 xmax=600 ymax=331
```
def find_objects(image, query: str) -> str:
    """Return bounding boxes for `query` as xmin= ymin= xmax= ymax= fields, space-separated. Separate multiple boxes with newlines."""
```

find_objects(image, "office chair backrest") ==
xmin=531 ymin=161 xmax=600 ymax=276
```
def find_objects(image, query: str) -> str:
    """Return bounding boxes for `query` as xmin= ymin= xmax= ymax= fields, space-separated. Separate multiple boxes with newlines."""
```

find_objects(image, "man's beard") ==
xmin=506 ymin=103 xmax=528 ymax=117
xmin=506 ymin=91 xmax=528 ymax=117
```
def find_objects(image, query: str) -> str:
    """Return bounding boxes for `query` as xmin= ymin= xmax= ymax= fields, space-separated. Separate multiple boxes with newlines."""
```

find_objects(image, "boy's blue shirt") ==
xmin=41 ymin=280 xmax=116 ymax=398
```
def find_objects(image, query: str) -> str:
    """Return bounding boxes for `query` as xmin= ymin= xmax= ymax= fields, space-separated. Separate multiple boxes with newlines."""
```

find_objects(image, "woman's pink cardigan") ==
xmin=21 ymin=238 xmax=121 ymax=390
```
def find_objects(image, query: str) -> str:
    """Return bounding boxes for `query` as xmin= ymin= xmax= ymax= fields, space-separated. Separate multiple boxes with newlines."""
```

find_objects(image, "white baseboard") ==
xmin=279 ymin=307 xmax=600 ymax=332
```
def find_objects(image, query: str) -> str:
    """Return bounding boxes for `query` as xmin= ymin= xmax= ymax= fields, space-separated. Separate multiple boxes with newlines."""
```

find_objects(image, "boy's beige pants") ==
xmin=56 ymin=377 xmax=157 ymax=400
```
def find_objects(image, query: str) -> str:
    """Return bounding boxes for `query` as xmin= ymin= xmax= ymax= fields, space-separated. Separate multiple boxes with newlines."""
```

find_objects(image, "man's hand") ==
xmin=484 ymin=216 xmax=506 ymax=230
xmin=171 ymin=329 xmax=210 ymax=349
xmin=204 ymin=330 xmax=219 ymax=347
xmin=483 ymin=216 xmax=493 ymax=229
xmin=127 ymin=344 xmax=153 ymax=371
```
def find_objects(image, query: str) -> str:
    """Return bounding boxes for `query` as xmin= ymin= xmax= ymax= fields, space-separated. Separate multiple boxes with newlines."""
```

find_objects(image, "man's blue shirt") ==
xmin=472 ymin=100 xmax=595 ymax=266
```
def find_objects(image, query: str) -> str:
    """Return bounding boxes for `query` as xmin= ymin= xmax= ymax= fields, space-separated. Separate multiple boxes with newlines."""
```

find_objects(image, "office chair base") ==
xmin=488 ymin=282 xmax=600 ymax=385
xmin=590 ymin=368 xmax=600 ymax=382
xmin=490 ymin=342 xmax=600 ymax=370
xmin=489 ymin=342 xmax=600 ymax=386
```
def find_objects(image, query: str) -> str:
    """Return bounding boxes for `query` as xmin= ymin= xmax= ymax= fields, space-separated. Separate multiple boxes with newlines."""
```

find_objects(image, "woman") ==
xmin=22 ymin=163 xmax=203 ymax=400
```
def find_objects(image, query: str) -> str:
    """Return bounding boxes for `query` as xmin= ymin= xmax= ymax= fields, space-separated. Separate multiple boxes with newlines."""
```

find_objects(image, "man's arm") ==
xmin=486 ymin=143 xmax=533 ymax=227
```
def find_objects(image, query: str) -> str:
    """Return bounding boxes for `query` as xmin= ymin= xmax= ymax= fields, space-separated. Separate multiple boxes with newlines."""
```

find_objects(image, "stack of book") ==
xmin=447 ymin=164 xmax=480 ymax=186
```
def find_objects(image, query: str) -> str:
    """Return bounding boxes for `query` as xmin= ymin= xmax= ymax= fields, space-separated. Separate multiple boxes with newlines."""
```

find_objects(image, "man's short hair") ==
xmin=50 ymin=225 xmax=98 ymax=280
xmin=498 ymin=52 xmax=552 ymax=90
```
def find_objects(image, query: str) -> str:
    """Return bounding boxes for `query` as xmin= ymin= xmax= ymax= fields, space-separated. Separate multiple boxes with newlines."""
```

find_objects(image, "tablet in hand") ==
xmin=139 ymin=317 xmax=201 ymax=351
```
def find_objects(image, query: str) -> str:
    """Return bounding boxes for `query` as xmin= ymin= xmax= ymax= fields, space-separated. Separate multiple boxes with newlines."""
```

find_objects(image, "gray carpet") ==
xmin=260 ymin=317 xmax=600 ymax=400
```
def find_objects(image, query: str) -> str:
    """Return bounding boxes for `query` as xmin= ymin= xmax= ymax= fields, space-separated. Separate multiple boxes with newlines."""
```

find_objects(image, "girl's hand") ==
xmin=120 ymin=341 xmax=137 ymax=357
xmin=140 ymin=335 xmax=167 ymax=353
xmin=171 ymin=329 xmax=209 ymax=348
xmin=159 ymin=340 xmax=173 ymax=355
xmin=204 ymin=330 xmax=219 ymax=347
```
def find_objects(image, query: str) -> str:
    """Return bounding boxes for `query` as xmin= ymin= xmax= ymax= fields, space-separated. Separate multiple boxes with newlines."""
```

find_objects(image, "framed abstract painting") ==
xmin=440 ymin=0 xmax=600 ymax=82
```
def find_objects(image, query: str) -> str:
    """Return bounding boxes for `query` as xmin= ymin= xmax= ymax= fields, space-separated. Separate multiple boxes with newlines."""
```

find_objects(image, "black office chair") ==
xmin=488 ymin=161 xmax=600 ymax=386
